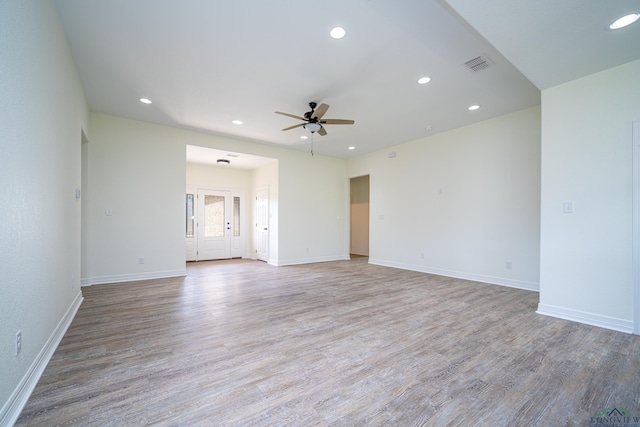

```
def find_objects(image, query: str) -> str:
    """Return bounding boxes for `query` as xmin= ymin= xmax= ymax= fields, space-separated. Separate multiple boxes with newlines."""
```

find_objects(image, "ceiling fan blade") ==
xmin=312 ymin=103 xmax=329 ymax=119
xmin=318 ymin=126 xmax=327 ymax=136
xmin=281 ymin=123 xmax=305 ymax=131
xmin=321 ymin=119 xmax=355 ymax=125
xmin=275 ymin=111 xmax=306 ymax=121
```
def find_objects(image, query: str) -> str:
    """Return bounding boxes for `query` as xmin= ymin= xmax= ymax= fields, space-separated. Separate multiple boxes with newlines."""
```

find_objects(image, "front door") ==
xmin=197 ymin=189 xmax=232 ymax=260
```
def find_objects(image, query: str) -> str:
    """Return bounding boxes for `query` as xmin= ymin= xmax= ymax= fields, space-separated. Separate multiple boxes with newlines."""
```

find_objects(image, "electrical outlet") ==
xmin=15 ymin=330 xmax=22 ymax=356
xmin=505 ymin=261 xmax=512 ymax=270
xmin=138 ymin=257 xmax=145 ymax=264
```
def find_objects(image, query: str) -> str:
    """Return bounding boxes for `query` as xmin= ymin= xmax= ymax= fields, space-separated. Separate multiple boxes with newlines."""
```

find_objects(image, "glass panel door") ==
xmin=186 ymin=194 xmax=195 ymax=238
xmin=204 ymin=195 xmax=225 ymax=237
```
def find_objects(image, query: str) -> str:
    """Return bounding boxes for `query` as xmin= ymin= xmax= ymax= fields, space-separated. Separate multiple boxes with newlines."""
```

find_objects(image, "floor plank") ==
xmin=16 ymin=258 xmax=640 ymax=426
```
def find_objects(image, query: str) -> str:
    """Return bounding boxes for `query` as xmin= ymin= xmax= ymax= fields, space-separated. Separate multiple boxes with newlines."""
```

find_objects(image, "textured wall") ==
xmin=0 ymin=0 xmax=88 ymax=417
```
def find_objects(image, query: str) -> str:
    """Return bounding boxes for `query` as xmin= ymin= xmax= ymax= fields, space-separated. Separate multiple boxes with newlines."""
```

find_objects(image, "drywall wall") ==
xmin=347 ymin=107 xmax=541 ymax=290
xmin=0 ymin=1 xmax=88 ymax=422
xmin=539 ymin=59 xmax=640 ymax=332
xmin=86 ymin=114 xmax=187 ymax=284
xmin=276 ymin=154 xmax=349 ymax=264
xmin=86 ymin=113 xmax=348 ymax=282
xmin=187 ymin=162 xmax=252 ymax=190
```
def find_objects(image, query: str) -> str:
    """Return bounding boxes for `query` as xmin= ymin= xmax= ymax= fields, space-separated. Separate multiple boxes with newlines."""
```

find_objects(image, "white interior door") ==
xmin=255 ymin=187 xmax=269 ymax=261
xmin=197 ymin=189 xmax=232 ymax=260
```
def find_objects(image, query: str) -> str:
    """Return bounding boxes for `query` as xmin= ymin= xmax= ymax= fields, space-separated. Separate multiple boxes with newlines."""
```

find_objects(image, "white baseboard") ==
xmin=537 ymin=303 xmax=633 ymax=334
xmin=0 ymin=291 xmax=83 ymax=427
xmin=273 ymin=255 xmax=350 ymax=267
xmin=82 ymin=269 xmax=186 ymax=286
xmin=368 ymin=258 xmax=539 ymax=292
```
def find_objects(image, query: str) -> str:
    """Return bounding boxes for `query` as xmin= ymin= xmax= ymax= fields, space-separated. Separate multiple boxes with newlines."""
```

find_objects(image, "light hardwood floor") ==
xmin=16 ymin=258 xmax=640 ymax=426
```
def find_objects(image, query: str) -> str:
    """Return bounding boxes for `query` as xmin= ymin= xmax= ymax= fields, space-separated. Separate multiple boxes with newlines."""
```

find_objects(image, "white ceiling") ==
xmin=186 ymin=145 xmax=276 ymax=170
xmin=55 ymin=0 xmax=640 ymax=163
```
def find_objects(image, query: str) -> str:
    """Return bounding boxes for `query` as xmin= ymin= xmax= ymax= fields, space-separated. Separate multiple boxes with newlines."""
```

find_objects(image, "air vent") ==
xmin=464 ymin=55 xmax=490 ymax=72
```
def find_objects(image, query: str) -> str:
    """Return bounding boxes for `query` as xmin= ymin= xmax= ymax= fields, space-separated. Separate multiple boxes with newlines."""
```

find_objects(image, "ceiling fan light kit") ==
xmin=304 ymin=123 xmax=322 ymax=133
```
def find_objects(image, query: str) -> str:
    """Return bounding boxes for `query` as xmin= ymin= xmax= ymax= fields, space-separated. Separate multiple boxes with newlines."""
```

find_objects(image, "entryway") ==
xmin=186 ymin=189 xmax=244 ymax=261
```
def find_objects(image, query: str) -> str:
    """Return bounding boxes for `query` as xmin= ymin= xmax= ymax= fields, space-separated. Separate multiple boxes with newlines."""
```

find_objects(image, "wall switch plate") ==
xmin=15 ymin=330 xmax=22 ymax=356
xmin=138 ymin=257 xmax=144 ymax=264
xmin=563 ymin=202 xmax=574 ymax=213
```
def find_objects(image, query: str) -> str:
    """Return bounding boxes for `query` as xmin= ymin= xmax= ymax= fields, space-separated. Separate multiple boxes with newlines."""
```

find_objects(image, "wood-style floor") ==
xmin=16 ymin=258 xmax=640 ymax=426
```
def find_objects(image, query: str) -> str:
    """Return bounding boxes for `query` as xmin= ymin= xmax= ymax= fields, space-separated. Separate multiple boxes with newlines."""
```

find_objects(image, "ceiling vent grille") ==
xmin=464 ymin=55 xmax=490 ymax=72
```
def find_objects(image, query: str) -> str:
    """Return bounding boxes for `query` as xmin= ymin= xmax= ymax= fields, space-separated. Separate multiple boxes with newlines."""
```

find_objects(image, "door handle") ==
xmin=263 ymin=227 xmax=268 ymax=231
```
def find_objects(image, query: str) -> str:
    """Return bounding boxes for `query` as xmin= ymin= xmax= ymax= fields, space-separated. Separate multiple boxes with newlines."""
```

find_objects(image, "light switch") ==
xmin=563 ymin=202 xmax=574 ymax=213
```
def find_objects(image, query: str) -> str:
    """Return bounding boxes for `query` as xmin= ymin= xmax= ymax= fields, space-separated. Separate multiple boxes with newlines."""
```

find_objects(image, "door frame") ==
xmin=349 ymin=175 xmax=370 ymax=257
xmin=633 ymin=121 xmax=639 ymax=334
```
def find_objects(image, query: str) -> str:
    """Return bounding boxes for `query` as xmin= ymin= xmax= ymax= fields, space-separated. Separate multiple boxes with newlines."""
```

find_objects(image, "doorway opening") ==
xmin=350 ymin=175 xmax=370 ymax=258
xmin=185 ymin=145 xmax=277 ymax=264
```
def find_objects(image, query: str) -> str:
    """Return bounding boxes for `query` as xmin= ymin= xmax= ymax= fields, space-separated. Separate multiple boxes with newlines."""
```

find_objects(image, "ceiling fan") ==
xmin=275 ymin=102 xmax=354 ymax=136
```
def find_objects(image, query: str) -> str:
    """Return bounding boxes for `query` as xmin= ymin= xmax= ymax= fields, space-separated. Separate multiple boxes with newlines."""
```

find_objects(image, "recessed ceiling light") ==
xmin=139 ymin=98 xmax=152 ymax=104
xmin=300 ymin=135 xmax=308 ymax=140
xmin=330 ymin=27 xmax=346 ymax=39
xmin=348 ymin=146 xmax=355 ymax=150
xmin=231 ymin=120 xmax=243 ymax=125
xmin=468 ymin=105 xmax=480 ymax=111
xmin=417 ymin=76 xmax=431 ymax=85
xmin=217 ymin=159 xmax=230 ymax=165
xmin=609 ymin=13 xmax=640 ymax=30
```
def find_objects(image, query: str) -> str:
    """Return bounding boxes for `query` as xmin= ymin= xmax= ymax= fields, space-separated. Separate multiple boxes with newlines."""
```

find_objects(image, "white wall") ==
xmin=85 ymin=114 xmax=187 ymax=284
xmin=277 ymin=154 xmax=349 ymax=264
xmin=538 ymin=59 xmax=640 ymax=332
xmin=86 ymin=114 xmax=348 ymax=283
xmin=347 ymin=107 xmax=541 ymax=290
xmin=0 ymin=1 xmax=88 ymax=423
xmin=187 ymin=162 xmax=252 ymax=190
